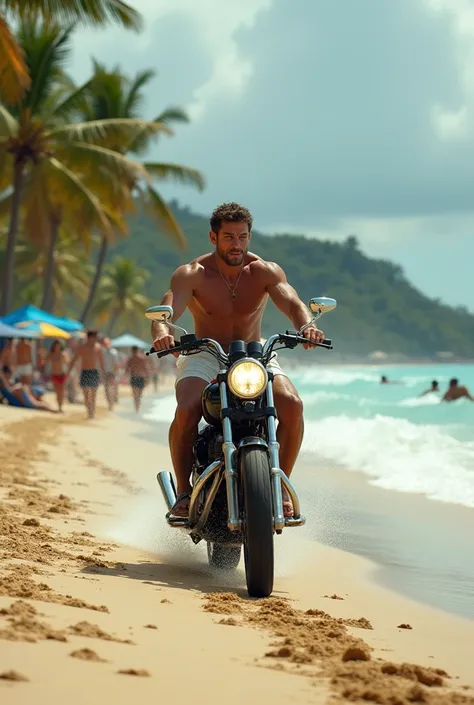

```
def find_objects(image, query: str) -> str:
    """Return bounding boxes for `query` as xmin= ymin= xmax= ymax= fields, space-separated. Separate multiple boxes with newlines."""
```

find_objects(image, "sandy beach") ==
xmin=1 ymin=393 xmax=474 ymax=705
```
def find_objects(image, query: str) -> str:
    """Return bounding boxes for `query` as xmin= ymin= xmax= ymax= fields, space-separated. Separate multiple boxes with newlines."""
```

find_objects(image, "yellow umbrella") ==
xmin=15 ymin=321 xmax=71 ymax=339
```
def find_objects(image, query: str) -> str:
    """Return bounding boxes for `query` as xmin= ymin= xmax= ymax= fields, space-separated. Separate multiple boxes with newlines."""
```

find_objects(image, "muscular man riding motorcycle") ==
xmin=151 ymin=202 xmax=325 ymax=518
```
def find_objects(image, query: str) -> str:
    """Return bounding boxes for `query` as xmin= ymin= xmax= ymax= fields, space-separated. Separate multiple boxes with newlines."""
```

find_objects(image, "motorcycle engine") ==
xmin=193 ymin=424 xmax=223 ymax=471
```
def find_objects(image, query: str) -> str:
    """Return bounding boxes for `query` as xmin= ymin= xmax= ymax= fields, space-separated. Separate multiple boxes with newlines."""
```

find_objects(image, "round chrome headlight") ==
xmin=227 ymin=358 xmax=268 ymax=399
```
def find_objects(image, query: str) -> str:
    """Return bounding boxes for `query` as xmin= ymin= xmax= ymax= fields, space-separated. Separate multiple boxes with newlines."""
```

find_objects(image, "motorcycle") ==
xmin=145 ymin=296 xmax=336 ymax=598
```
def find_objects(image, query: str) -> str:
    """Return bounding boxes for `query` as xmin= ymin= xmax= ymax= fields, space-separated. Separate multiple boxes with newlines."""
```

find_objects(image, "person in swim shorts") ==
xmin=126 ymin=346 xmax=149 ymax=413
xmin=67 ymin=330 xmax=105 ymax=419
xmin=150 ymin=202 xmax=325 ymax=519
xmin=46 ymin=339 xmax=69 ymax=412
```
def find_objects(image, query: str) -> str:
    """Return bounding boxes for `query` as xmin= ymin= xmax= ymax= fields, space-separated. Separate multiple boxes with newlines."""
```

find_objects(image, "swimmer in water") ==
xmin=420 ymin=380 xmax=439 ymax=396
xmin=442 ymin=378 xmax=474 ymax=402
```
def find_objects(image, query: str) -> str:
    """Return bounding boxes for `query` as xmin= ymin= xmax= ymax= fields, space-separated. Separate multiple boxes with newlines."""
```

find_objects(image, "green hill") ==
xmin=107 ymin=201 xmax=473 ymax=359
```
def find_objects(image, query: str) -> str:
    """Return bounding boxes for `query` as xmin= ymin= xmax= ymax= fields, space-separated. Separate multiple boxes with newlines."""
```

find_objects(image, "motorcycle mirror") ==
xmin=145 ymin=305 xmax=173 ymax=322
xmin=308 ymin=297 xmax=337 ymax=315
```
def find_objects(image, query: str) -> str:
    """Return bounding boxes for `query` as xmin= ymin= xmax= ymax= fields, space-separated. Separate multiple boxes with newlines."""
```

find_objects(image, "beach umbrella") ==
xmin=15 ymin=321 xmax=71 ymax=339
xmin=110 ymin=333 xmax=149 ymax=349
xmin=0 ymin=320 xmax=39 ymax=339
xmin=3 ymin=304 xmax=83 ymax=332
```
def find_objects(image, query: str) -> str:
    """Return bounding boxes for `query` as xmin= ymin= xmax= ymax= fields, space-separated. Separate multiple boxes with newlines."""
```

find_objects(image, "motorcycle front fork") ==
xmin=220 ymin=377 xmax=303 ymax=533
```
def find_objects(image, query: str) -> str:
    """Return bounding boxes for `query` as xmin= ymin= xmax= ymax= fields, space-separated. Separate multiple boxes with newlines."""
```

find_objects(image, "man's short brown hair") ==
xmin=210 ymin=202 xmax=253 ymax=234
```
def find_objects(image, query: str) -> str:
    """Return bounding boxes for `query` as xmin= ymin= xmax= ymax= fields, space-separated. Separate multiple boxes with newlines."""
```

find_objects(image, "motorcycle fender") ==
xmin=238 ymin=436 xmax=268 ymax=451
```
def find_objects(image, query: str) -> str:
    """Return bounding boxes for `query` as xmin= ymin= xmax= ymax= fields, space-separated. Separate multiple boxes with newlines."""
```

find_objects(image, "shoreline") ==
xmin=1 ymin=397 xmax=474 ymax=703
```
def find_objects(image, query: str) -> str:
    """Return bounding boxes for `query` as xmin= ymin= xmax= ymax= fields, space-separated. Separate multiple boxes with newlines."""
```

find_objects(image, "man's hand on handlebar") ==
xmin=152 ymin=332 xmax=180 ymax=358
xmin=301 ymin=324 xmax=325 ymax=350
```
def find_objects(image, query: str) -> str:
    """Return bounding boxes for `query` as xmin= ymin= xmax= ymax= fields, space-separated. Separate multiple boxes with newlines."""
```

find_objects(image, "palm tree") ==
xmin=92 ymin=255 xmax=149 ymax=336
xmin=76 ymin=63 xmax=205 ymax=324
xmin=0 ymin=0 xmax=141 ymax=104
xmin=0 ymin=18 xmax=172 ymax=315
xmin=14 ymin=231 xmax=94 ymax=313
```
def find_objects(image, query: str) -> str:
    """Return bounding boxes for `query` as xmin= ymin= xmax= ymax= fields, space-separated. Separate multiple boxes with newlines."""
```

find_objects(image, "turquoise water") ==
xmin=292 ymin=364 xmax=474 ymax=508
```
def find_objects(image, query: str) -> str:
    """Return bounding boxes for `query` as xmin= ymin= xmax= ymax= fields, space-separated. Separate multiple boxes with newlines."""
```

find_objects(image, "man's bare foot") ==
xmin=168 ymin=493 xmax=191 ymax=518
xmin=281 ymin=488 xmax=294 ymax=518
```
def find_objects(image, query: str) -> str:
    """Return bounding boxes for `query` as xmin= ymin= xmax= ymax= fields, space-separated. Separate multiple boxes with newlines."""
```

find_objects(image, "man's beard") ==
xmin=217 ymin=248 xmax=245 ymax=266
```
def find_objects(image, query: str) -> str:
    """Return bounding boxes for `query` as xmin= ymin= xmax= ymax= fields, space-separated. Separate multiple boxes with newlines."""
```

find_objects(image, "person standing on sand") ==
xmin=66 ymin=330 xmax=105 ymax=419
xmin=46 ymin=339 xmax=69 ymax=412
xmin=15 ymin=338 xmax=33 ymax=385
xmin=101 ymin=336 xmax=119 ymax=411
xmin=442 ymin=378 xmax=474 ymax=402
xmin=126 ymin=346 xmax=149 ymax=412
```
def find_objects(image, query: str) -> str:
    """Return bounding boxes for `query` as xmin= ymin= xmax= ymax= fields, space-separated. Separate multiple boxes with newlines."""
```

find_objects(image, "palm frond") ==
xmin=0 ymin=15 xmax=31 ymax=104
xmin=18 ymin=19 xmax=76 ymax=115
xmin=48 ymin=117 xmax=173 ymax=147
xmin=142 ymin=185 xmax=187 ymax=250
xmin=8 ymin=0 xmax=142 ymax=31
xmin=0 ymin=103 xmax=19 ymax=137
xmin=143 ymin=161 xmax=205 ymax=192
xmin=45 ymin=157 xmax=112 ymax=237
xmin=154 ymin=106 xmax=189 ymax=125
xmin=124 ymin=68 xmax=156 ymax=116
xmin=54 ymin=141 xmax=149 ymax=185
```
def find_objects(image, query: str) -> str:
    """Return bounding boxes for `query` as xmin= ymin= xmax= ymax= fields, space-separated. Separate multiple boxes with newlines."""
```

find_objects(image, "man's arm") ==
xmin=66 ymin=349 xmax=80 ymax=376
xmin=151 ymin=264 xmax=197 ymax=347
xmin=264 ymin=262 xmax=325 ymax=346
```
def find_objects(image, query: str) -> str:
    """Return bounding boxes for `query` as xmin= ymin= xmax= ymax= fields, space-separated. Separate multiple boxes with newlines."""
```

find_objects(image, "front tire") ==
xmin=240 ymin=446 xmax=274 ymax=598
xmin=207 ymin=542 xmax=242 ymax=570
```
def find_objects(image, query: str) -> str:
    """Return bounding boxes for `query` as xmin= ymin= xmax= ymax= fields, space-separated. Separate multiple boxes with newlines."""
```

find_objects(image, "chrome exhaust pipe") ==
xmin=156 ymin=471 xmax=177 ymax=511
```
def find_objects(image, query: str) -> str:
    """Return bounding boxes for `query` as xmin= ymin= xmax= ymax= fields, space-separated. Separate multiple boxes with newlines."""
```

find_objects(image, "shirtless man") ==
xmin=126 ymin=346 xmax=149 ymax=412
xmin=442 ymin=378 xmax=474 ymax=402
xmin=151 ymin=202 xmax=325 ymax=518
xmin=67 ymin=330 xmax=105 ymax=419
xmin=16 ymin=338 xmax=33 ymax=384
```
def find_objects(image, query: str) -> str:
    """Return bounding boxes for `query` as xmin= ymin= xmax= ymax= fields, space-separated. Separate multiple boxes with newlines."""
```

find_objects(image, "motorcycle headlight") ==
xmin=227 ymin=358 xmax=268 ymax=399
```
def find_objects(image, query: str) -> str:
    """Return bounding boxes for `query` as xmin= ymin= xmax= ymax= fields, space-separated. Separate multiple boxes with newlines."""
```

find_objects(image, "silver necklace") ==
xmin=215 ymin=254 xmax=244 ymax=300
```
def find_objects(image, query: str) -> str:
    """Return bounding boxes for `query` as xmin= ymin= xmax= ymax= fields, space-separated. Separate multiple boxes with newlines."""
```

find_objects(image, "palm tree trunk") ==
xmin=80 ymin=233 xmax=108 ymax=324
xmin=1 ymin=160 xmax=24 ymax=315
xmin=41 ymin=214 xmax=60 ymax=312
xmin=107 ymin=308 xmax=121 ymax=337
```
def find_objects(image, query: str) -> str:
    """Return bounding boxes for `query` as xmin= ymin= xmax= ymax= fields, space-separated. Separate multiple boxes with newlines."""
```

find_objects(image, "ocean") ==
xmin=140 ymin=362 xmax=474 ymax=619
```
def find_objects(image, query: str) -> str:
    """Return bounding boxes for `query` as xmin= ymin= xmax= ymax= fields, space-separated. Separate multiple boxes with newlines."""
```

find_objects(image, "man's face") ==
xmin=211 ymin=221 xmax=251 ymax=266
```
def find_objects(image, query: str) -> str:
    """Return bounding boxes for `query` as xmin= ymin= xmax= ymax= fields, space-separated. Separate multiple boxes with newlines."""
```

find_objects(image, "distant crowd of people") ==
xmin=380 ymin=374 xmax=473 ymax=402
xmin=0 ymin=330 xmax=174 ymax=418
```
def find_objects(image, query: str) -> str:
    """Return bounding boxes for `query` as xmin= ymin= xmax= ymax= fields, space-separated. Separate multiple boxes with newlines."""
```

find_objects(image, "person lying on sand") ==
xmin=0 ymin=371 xmax=56 ymax=412
xmin=420 ymin=380 xmax=439 ymax=396
xmin=442 ymin=378 xmax=474 ymax=402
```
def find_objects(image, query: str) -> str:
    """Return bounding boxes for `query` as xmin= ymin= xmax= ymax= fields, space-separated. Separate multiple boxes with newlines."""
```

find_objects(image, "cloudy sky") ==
xmin=70 ymin=0 xmax=474 ymax=311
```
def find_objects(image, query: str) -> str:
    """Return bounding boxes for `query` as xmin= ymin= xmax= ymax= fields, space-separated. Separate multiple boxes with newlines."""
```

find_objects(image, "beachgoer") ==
xmin=0 ymin=338 xmax=14 ymax=377
xmin=0 ymin=371 xmax=56 ymax=412
xmin=126 ymin=346 xmax=149 ymax=412
xmin=16 ymin=338 xmax=34 ymax=385
xmin=150 ymin=202 xmax=325 ymax=518
xmin=442 ymin=378 xmax=474 ymax=402
xmin=66 ymin=330 xmax=105 ymax=419
xmin=101 ymin=337 xmax=119 ymax=411
xmin=420 ymin=380 xmax=439 ymax=396
xmin=46 ymin=339 xmax=69 ymax=412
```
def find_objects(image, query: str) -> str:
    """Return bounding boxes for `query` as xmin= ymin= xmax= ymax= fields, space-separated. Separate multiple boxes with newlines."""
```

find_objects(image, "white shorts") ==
xmin=175 ymin=350 xmax=287 ymax=387
xmin=16 ymin=363 xmax=33 ymax=376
